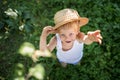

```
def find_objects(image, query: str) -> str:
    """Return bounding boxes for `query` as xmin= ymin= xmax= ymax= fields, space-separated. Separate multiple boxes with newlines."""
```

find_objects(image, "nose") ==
xmin=65 ymin=35 xmax=71 ymax=41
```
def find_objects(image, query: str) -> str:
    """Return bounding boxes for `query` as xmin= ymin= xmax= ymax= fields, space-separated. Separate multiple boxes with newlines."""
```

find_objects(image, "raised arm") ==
xmin=77 ymin=30 xmax=102 ymax=45
xmin=40 ymin=26 xmax=56 ymax=51
xmin=32 ymin=26 xmax=56 ymax=61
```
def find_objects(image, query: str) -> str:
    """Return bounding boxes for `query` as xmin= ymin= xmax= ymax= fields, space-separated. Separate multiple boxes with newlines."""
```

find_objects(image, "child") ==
xmin=33 ymin=9 xmax=102 ymax=67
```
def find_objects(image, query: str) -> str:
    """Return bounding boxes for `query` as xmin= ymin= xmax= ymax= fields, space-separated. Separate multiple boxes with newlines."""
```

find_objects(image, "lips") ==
xmin=65 ymin=41 xmax=71 ymax=43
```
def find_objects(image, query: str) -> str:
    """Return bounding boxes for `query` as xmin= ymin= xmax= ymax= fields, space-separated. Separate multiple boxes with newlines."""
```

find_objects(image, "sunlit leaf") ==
xmin=14 ymin=63 xmax=25 ymax=80
xmin=16 ymin=63 xmax=24 ymax=75
xmin=0 ymin=77 xmax=5 ymax=80
xmin=29 ymin=64 xmax=45 ymax=80
xmin=14 ymin=77 xmax=24 ymax=80
xmin=19 ymin=42 xmax=35 ymax=57
xmin=19 ymin=24 xmax=24 ymax=31
xmin=4 ymin=8 xmax=18 ymax=19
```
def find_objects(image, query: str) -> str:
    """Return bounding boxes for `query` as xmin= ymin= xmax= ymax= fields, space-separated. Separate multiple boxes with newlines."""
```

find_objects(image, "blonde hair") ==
xmin=55 ymin=21 xmax=80 ymax=33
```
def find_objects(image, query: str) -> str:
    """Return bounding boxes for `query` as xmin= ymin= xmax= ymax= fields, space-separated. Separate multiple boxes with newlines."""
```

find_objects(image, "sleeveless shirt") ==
xmin=56 ymin=34 xmax=84 ymax=64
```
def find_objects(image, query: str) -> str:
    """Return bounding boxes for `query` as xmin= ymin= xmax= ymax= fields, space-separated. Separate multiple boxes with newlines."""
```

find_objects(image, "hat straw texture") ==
xmin=54 ymin=9 xmax=89 ymax=29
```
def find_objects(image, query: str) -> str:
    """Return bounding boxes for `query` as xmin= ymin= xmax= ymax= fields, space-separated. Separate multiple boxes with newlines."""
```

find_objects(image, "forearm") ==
xmin=39 ymin=33 xmax=48 ymax=51
xmin=39 ymin=26 xmax=55 ymax=51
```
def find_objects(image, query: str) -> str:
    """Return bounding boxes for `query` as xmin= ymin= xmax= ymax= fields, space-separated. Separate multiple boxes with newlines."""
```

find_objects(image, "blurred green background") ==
xmin=0 ymin=0 xmax=120 ymax=80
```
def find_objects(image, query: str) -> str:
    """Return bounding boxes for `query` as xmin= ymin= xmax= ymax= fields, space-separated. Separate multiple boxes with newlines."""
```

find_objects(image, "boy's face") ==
xmin=58 ymin=27 xmax=78 ymax=44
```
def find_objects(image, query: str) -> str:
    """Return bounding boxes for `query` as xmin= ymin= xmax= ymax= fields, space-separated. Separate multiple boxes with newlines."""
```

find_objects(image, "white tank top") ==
xmin=56 ymin=34 xmax=84 ymax=64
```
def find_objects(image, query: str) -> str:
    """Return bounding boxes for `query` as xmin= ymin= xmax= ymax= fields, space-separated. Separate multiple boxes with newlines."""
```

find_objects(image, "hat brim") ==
xmin=53 ymin=17 xmax=89 ymax=30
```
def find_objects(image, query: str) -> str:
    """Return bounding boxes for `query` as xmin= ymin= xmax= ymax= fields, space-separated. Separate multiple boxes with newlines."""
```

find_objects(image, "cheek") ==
xmin=72 ymin=33 xmax=77 ymax=38
xmin=60 ymin=36 xmax=65 ymax=41
xmin=72 ymin=36 xmax=77 ymax=40
xmin=71 ymin=34 xmax=77 ymax=41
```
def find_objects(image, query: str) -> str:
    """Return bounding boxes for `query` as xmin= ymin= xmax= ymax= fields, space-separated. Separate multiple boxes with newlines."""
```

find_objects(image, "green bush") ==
xmin=0 ymin=0 xmax=120 ymax=80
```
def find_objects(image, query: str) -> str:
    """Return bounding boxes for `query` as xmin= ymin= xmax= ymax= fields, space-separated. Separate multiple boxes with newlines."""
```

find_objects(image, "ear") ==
xmin=76 ymin=29 xmax=80 ymax=35
xmin=75 ymin=31 xmax=78 ymax=36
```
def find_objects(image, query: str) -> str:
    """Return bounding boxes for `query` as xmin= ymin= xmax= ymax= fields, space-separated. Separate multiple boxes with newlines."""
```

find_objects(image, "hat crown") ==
xmin=53 ymin=8 xmax=89 ymax=30
xmin=54 ymin=9 xmax=80 ymax=25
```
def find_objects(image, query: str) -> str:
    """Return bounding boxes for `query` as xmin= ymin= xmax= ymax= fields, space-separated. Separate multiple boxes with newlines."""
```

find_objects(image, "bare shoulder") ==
xmin=77 ymin=32 xmax=85 ymax=42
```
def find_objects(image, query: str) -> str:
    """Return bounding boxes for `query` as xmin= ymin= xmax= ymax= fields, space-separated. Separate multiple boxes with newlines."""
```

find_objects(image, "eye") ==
xmin=69 ymin=33 xmax=74 ymax=36
xmin=60 ymin=34 xmax=65 ymax=37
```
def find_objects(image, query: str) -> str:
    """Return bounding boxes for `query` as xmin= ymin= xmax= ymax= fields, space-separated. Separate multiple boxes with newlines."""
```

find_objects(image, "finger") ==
xmin=88 ymin=31 xmax=97 ymax=37
xmin=51 ymin=30 xmax=56 ymax=34
xmin=94 ymin=31 xmax=102 ymax=39
xmin=95 ymin=30 xmax=100 ymax=32
xmin=48 ymin=28 xmax=54 ymax=31
xmin=48 ymin=31 xmax=54 ymax=34
xmin=47 ymin=29 xmax=56 ymax=34
xmin=46 ymin=26 xmax=53 ymax=28
xmin=97 ymin=34 xmax=103 ymax=39
xmin=44 ymin=26 xmax=53 ymax=30
xmin=88 ymin=30 xmax=100 ymax=34
xmin=97 ymin=38 xmax=102 ymax=44
xmin=87 ymin=32 xmax=94 ymax=37
xmin=94 ymin=37 xmax=102 ymax=44
xmin=94 ymin=30 xmax=101 ymax=35
xmin=87 ymin=31 xmax=93 ymax=35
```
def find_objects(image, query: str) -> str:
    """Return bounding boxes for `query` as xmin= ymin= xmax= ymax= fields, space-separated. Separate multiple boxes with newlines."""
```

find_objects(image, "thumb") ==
xmin=94 ymin=30 xmax=101 ymax=35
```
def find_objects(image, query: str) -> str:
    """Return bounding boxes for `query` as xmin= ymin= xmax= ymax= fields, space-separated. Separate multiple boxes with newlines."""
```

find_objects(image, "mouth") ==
xmin=65 ymin=41 xmax=71 ymax=43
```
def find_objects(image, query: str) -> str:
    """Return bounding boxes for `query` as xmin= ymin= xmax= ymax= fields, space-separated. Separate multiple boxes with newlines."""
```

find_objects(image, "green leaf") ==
xmin=24 ymin=24 xmax=34 ymax=33
xmin=4 ymin=8 xmax=18 ymax=19
xmin=29 ymin=64 xmax=45 ymax=80
xmin=0 ymin=21 xmax=4 ymax=29
xmin=19 ymin=42 xmax=35 ymax=57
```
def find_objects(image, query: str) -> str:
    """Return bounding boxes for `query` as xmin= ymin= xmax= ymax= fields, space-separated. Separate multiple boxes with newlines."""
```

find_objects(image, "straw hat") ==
xmin=53 ymin=9 xmax=89 ymax=29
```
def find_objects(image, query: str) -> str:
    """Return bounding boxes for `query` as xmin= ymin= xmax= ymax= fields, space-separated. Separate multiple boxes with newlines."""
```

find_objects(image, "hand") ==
xmin=32 ymin=50 xmax=52 ymax=62
xmin=32 ymin=50 xmax=40 ymax=62
xmin=87 ymin=30 xmax=103 ymax=44
xmin=42 ymin=26 xmax=55 ymax=36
